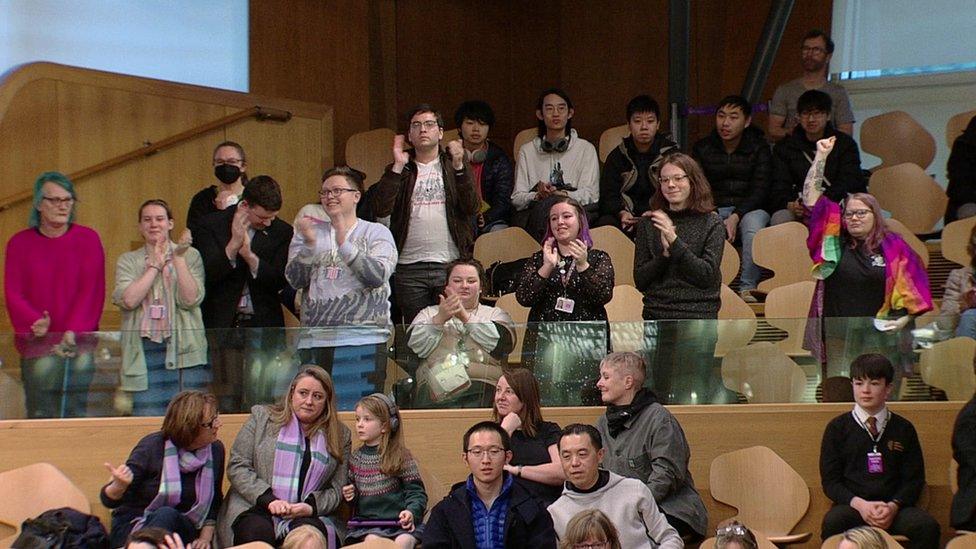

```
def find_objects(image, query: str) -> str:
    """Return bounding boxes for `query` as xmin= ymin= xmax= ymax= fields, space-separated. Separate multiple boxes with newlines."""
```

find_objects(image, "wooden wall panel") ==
xmin=0 ymin=402 xmax=961 ymax=548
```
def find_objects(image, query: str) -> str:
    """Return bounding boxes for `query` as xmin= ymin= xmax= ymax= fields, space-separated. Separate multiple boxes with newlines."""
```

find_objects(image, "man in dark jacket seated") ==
xmin=692 ymin=95 xmax=772 ymax=300
xmin=422 ymin=421 xmax=556 ymax=549
xmin=596 ymin=94 xmax=678 ymax=236
xmin=769 ymin=89 xmax=866 ymax=226
xmin=455 ymin=100 xmax=515 ymax=235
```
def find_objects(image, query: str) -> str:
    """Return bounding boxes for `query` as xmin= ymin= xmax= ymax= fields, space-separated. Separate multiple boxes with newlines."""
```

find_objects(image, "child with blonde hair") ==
xmin=342 ymin=393 xmax=427 ymax=548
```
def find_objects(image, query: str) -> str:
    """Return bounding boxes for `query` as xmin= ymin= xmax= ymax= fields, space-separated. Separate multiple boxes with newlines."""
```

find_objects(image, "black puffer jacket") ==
xmin=478 ymin=141 xmax=515 ymax=226
xmin=946 ymin=115 xmax=976 ymax=223
xmin=768 ymin=123 xmax=866 ymax=210
xmin=599 ymin=134 xmax=678 ymax=217
xmin=691 ymin=126 xmax=772 ymax=215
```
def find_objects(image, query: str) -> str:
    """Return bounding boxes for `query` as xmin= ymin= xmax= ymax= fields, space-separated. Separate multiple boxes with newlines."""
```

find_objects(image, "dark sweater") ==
xmin=691 ymin=126 xmax=772 ymax=216
xmin=946 ymin=118 xmax=976 ymax=223
xmin=510 ymin=421 xmax=563 ymax=506
xmin=633 ymin=211 xmax=724 ymax=320
xmin=820 ymin=411 xmax=925 ymax=506
xmin=100 ymin=432 xmax=225 ymax=538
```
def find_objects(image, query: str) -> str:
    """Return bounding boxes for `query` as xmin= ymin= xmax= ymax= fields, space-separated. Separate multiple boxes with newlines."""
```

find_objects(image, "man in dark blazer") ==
xmin=953 ymin=393 xmax=976 ymax=531
xmin=194 ymin=175 xmax=292 ymax=410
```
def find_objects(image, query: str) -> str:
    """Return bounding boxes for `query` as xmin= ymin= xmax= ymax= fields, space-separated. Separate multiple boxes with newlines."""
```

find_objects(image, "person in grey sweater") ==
xmin=548 ymin=423 xmax=682 ymax=549
xmin=594 ymin=352 xmax=708 ymax=540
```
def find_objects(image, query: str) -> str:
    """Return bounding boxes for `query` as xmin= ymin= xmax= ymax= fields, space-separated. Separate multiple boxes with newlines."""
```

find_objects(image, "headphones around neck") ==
xmin=540 ymin=134 xmax=571 ymax=153
xmin=372 ymin=393 xmax=400 ymax=433
xmin=466 ymin=147 xmax=487 ymax=164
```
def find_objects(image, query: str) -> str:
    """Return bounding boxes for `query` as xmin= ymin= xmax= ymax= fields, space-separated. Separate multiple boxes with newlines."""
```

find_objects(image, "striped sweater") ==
xmin=348 ymin=445 xmax=427 ymax=522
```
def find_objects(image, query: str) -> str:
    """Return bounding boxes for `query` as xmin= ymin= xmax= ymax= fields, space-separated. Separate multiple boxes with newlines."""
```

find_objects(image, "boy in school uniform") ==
xmin=819 ymin=353 xmax=940 ymax=549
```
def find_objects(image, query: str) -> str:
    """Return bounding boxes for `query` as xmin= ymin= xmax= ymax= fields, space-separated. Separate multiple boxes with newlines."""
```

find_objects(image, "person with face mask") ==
xmin=187 ymin=141 xmax=249 ymax=237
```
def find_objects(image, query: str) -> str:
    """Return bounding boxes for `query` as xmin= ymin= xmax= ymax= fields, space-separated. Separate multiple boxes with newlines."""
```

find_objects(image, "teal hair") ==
xmin=29 ymin=171 xmax=77 ymax=228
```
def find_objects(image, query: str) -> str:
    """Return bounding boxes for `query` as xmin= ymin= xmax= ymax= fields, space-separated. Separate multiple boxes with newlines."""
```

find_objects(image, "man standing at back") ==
xmin=455 ymin=100 xmax=514 ymax=234
xmin=371 ymin=104 xmax=480 ymax=324
xmin=594 ymin=351 xmax=708 ymax=542
xmin=511 ymin=88 xmax=599 ymax=241
xmin=768 ymin=29 xmax=855 ymax=141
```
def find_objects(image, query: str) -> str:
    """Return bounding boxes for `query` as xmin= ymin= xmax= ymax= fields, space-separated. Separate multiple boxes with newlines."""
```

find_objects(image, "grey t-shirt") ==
xmin=770 ymin=77 xmax=855 ymax=131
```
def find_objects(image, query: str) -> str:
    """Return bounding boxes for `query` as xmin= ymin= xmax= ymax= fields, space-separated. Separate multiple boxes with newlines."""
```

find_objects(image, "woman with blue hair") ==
xmin=3 ymin=171 xmax=105 ymax=417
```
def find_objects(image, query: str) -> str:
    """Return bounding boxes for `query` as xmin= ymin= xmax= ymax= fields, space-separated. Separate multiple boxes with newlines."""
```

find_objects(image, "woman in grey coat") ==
xmin=218 ymin=365 xmax=351 ymax=547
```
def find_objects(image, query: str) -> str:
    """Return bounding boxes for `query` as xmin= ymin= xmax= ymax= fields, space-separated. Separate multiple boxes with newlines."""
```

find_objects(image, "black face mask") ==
xmin=214 ymin=164 xmax=242 ymax=184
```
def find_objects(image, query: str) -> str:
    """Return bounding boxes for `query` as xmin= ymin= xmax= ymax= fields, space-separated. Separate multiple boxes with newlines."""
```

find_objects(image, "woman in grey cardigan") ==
xmin=113 ymin=199 xmax=209 ymax=416
xmin=219 ymin=365 xmax=352 ymax=547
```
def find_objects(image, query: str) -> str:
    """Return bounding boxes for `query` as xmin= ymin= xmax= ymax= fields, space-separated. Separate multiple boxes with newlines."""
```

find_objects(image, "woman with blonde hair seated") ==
xmin=558 ymin=509 xmax=621 ymax=549
xmin=838 ymin=526 xmax=886 ymax=549
xmin=715 ymin=521 xmax=758 ymax=549
xmin=282 ymin=525 xmax=328 ymax=549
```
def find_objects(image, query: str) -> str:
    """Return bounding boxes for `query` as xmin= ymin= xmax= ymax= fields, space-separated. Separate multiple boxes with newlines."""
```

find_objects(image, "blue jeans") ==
xmin=131 ymin=339 xmax=211 ymax=416
xmin=21 ymin=352 xmax=94 ymax=418
xmin=957 ymin=309 xmax=976 ymax=339
xmin=718 ymin=207 xmax=771 ymax=290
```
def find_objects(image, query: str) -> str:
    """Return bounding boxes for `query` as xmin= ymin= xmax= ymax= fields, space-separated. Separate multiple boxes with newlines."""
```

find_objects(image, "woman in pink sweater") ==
xmin=4 ymin=171 xmax=105 ymax=418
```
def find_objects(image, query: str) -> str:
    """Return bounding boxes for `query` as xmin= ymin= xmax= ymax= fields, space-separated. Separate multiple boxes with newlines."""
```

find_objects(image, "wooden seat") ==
xmin=821 ymin=527 xmax=905 ymax=548
xmin=417 ymin=461 xmax=449 ymax=521
xmin=607 ymin=285 xmax=645 ymax=353
xmin=947 ymin=110 xmax=976 ymax=149
xmin=752 ymin=222 xmax=813 ymax=293
xmin=860 ymin=111 xmax=936 ymax=172
xmin=884 ymin=218 xmax=929 ymax=265
xmin=942 ymin=217 xmax=976 ymax=266
xmin=598 ymin=124 xmax=629 ymax=163
xmin=344 ymin=538 xmax=397 ymax=548
xmin=513 ymin=127 xmax=537 ymax=159
xmin=919 ymin=336 xmax=976 ymax=400
xmin=495 ymin=293 xmax=530 ymax=365
xmin=473 ymin=227 xmax=538 ymax=285
xmin=948 ymin=533 xmax=976 ymax=549
xmin=226 ymin=543 xmax=274 ymax=549
xmin=709 ymin=445 xmax=811 ymax=543
xmin=700 ymin=530 xmax=779 ymax=549
xmin=590 ymin=225 xmax=635 ymax=286
xmin=345 ymin=128 xmax=395 ymax=189
xmin=721 ymin=342 xmax=807 ymax=403
xmin=870 ymin=165 xmax=948 ymax=235
xmin=763 ymin=281 xmax=815 ymax=357
xmin=716 ymin=284 xmax=757 ymax=357
xmin=0 ymin=463 xmax=90 ymax=547
xmin=721 ymin=240 xmax=740 ymax=286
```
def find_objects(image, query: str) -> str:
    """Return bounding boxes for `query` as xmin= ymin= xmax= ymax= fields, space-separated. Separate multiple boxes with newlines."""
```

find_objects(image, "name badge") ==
xmin=149 ymin=303 xmax=166 ymax=320
xmin=555 ymin=297 xmax=575 ymax=314
xmin=867 ymin=451 xmax=884 ymax=474
xmin=326 ymin=266 xmax=341 ymax=280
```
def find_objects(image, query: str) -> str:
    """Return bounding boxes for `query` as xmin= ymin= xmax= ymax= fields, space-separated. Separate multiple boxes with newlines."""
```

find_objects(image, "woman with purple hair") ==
xmin=802 ymin=137 xmax=932 ymax=380
xmin=515 ymin=196 xmax=614 ymax=402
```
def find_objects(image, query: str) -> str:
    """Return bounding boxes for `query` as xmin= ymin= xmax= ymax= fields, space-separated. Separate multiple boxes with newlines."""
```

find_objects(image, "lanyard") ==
xmin=328 ymin=219 xmax=358 ymax=264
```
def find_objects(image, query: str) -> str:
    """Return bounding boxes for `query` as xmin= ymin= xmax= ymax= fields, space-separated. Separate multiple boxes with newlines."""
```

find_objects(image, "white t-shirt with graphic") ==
xmin=399 ymin=158 xmax=459 ymax=264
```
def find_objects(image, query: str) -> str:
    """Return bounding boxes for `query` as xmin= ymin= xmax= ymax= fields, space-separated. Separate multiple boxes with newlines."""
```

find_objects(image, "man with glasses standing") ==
xmin=548 ymin=424 xmax=682 ymax=549
xmin=768 ymin=89 xmax=865 ymax=225
xmin=371 ymin=104 xmax=480 ymax=324
xmin=768 ymin=29 xmax=855 ymax=142
xmin=423 ymin=421 xmax=557 ymax=548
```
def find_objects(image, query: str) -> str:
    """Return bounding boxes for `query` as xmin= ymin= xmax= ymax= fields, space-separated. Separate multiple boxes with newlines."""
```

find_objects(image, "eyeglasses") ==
xmin=41 ymin=196 xmax=75 ymax=206
xmin=543 ymin=104 xmax=569 ymax=114
xmin=318 ymin=188 xmax=359 ymax=198
xmin=466 ymin=446 xmax=505 ymax=459
xmin=801 ymin=46 xmax=827 ymax=55
xmin=201 ymin=414 xmax=220 ymax=429
xmin=659 ymin=174 xmax=689 ymax=185
xmin=410 ymin=120 xmax=440 ymax=131
xmin=717 ymin=524 xmax=750 ymax=537
xmin=573 ymin=543 xmax=609 ymax=549
xmin=213 ymin=158 xmax=244 ymax=167
xmin=843 ymin=209 xmax=872 ymax=219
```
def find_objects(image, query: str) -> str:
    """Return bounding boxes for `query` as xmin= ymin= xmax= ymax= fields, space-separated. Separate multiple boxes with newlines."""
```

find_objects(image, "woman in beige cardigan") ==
xmin=113 ymin=199 xmax=209 ymax=416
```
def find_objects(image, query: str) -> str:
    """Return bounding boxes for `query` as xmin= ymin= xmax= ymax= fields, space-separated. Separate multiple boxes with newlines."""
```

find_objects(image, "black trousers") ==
xmin=232 ymin=507 xmax=338 ymax=547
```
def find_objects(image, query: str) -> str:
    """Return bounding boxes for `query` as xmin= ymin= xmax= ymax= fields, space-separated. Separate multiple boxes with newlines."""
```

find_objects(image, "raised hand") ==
xmin=214 ymin=189 xmax=239 ymax=210
xmin=816 ymin=136 xmax=837 ymax=156
xmin=31 ymin=311 xmax=51 ymax=338
xmin=446 ymin=139 xmax=465 ymax=169
xmin=296 ymin=216 xmax=318 ymax=246
xmin=104 ymin=461 xmax=134 ymax=487
xmin=151 ymin=236 xmax=169 ymax=267
xmin=174 ymin=229 xmax=192 ymax=257
xmin=392 ymin=135 xmax=410 ymax=171
xmin=650 ymin=210 xmax=677 ymax=244
xmin=565 ymin=239 xmax=589 ymax=271
xmin=542 ymin=238 xmax=560 ymax=269
xmin=161 ymin=533 xmax=186 ymax=549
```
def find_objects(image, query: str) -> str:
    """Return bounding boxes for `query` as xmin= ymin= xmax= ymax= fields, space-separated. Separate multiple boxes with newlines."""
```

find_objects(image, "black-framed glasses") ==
xmin=213 ymin=158 xmax=244 ymax=167
xmin=318 ymin=188 xmax=359 ymax=198
xmin=843 ymin=209 xmax=872 ymax=219
xmin=41 ymin=196 xmax=75 ymax=206
xmin=466 ymin=446 xmax=505 ymax=459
